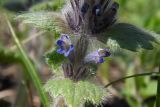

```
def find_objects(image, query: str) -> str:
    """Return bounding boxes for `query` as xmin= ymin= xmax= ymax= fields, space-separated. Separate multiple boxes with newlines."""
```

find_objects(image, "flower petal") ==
xmin=61 ymin=34 xmax=71 ymax=44
xmin=64 ymin=51 xmax=70 ymax=57
xmin=98 ymin=57 xmax=104 ymax=63
xmin=64 ymin=45 xmax=74 ymax=57
xmin=56 ymin=40 xmax=64 ymax=46
xmin=57 ymin=49 xmax=65 ymax=54
xmin=69 ymin=45 xmax=74 ymax=51
xmin=98 ymin=49 xmax=111 ymax=57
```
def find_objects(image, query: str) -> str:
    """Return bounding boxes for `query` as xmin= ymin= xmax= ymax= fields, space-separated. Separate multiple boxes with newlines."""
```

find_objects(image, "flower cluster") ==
xmin=56 ymin=34 xmax=74 ymax=57
xmin=85 ymin=48 xmax=111 ymax=64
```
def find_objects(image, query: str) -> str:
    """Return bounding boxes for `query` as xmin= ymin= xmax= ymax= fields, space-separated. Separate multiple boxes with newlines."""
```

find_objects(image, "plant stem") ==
xmin=156 ymin=65 xmax=160 ymax=107
xmin=104 ymin=72 xmax=160 ymax=88
xmin=6 ymin=17 xmax=49 ymax=107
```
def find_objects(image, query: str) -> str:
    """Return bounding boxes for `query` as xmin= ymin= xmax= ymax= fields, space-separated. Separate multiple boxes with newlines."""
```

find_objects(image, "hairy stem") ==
xmin=104 ymin=72 xmax=160 ymax=88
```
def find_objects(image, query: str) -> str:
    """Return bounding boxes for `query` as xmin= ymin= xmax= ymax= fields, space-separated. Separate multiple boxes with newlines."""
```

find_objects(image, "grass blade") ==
xmin=6 ymin=16 xmax=49 ymax=107
xmin=156 ymin=65 xmax=160 ymax=107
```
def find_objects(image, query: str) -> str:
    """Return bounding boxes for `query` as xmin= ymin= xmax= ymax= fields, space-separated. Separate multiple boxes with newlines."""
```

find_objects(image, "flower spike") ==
xmin=63 ymin=0 xmax=119 ymax=34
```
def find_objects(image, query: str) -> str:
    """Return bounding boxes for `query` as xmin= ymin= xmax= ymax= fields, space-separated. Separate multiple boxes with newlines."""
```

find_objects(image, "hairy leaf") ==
xmin=17 ymin=11 xmax=70 ymax=33
xmin=44 ymin=48 xmax=66 ymax=72
xmin=44 ymin=78 xmax=108 ymax=107
xmin=99 ymin=23 xmax=160 ymax=51
xmin=30 ymin=0 xmax=65 ymax=11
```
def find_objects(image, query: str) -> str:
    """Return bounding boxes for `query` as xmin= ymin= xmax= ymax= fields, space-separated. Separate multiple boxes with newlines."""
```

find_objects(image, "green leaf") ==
xmin=30 ymin=0 xmax=65 ymax=11
xmin=99 ymin=23 xmax=160 ymax=51
xmin=17 ymin=11 xmax=69 ymax=33
xmin=44 ymin=47 xmax=66 ymax=72
xmin=44 ymin=78 xmax=108 ymax=107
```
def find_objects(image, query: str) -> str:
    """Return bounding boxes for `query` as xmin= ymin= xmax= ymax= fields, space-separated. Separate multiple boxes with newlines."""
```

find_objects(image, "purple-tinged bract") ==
xmin=63 ymin=0 xmax=119 ymax=34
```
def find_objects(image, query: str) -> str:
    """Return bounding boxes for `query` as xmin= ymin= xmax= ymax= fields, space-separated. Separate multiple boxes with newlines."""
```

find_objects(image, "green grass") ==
xmin=6 ymin=15 xmax=49 ymax=107
xmin=156 ymin=65 xmax=160 ymax=107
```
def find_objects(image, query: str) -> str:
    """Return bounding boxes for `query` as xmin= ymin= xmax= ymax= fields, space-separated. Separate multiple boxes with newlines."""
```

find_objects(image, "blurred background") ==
xmin=0 ymin=0 xmax=160 ymax=107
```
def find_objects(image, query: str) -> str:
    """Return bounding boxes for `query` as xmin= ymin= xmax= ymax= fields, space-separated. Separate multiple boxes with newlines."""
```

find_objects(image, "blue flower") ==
xmin=85 ymin=48 xmax=111 ymax=64
xmin=56 ymin=34 xmax=74 ymax=57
